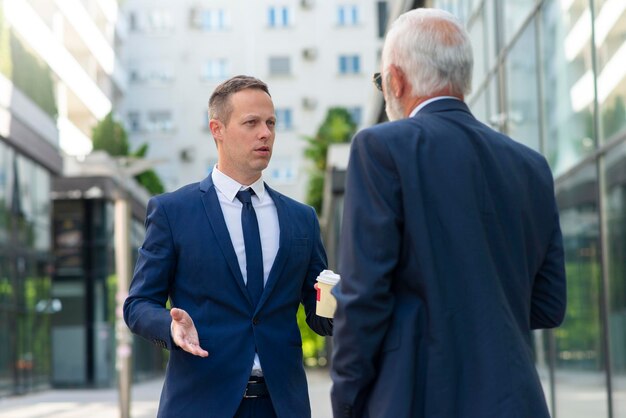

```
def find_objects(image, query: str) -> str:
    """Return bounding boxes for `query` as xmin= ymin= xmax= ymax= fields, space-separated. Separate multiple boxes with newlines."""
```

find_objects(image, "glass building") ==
xmin=0 ymin=77 xmax=63 ymax=395
xmin=385 ymin=1 xmax=626 ymax=416
xmin=322 ymin=0 xmax=626 ymax=417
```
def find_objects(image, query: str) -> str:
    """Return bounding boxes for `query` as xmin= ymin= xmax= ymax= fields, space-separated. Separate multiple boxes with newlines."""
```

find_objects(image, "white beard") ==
xmin=385 ymin=94 xmax=404 ymax=121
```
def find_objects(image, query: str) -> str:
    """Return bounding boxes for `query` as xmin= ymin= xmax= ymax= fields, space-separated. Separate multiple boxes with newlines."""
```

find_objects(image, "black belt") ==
xmin=244 ymin=376 xmax=269 ymax=399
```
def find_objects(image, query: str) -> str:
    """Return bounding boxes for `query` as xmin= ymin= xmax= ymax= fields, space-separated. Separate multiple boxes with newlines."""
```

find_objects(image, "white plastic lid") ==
xmin=316 ymin=269 xmax=341 ymax=285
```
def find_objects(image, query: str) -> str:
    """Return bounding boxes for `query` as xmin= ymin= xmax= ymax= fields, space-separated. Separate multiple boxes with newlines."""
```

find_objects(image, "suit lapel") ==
xmin=255 ymin=185 xmax=292 ymax=313
xmin=199 ymin=174 xmax=253 ymax=307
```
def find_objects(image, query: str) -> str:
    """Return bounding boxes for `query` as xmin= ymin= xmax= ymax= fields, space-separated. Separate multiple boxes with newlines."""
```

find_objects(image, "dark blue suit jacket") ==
xmin=331 ymin=99 xmax=566 ymax=418
xmin=124 ymin=173 xmax=331 ymax=418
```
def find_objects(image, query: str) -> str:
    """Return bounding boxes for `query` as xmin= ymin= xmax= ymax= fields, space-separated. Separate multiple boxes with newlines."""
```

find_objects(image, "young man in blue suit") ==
xmin=331 ymin=8 xmax=566 ymax=418
xmin=124 ymin=75 xmax=332 ymax=418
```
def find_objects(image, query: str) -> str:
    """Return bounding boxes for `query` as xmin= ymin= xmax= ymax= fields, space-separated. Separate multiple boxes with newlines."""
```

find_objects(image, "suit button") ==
xmin=252 ymin=317 xmax=259 ymax=325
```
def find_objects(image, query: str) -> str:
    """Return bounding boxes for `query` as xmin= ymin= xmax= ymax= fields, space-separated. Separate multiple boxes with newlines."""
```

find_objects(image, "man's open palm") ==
xmin=170 ymin=308 xmax=209 ymax=357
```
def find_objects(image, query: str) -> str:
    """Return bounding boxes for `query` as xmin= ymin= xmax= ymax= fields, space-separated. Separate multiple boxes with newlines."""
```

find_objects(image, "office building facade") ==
xmin=0 ymin=0 xmax=161 ymax=396
xmin=120 ymin=0 xmax=389 ymax=200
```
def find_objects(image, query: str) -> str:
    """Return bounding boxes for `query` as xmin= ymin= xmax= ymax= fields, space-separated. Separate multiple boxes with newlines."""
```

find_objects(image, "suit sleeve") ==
xmin=330 ymin=130 xmax=402 ymax=417
xmin=123 ymin=196 xmax=178 ymax=350
xmin=301 ymin=206 xmax=333 ymax=336
xmin=531 ymin=193 xmax=567 ymax=329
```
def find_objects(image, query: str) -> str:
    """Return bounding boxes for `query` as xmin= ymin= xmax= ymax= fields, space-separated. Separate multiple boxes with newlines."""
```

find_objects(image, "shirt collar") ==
xmin=409 ymin=96 xmax=461 ymax=118
xmin=211 ymin=166 xmax=267 ymax=202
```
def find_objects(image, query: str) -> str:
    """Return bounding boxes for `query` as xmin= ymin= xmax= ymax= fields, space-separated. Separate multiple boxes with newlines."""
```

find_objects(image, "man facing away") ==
xmin=124 ymin=75 xmax=333 ymax=418
xmin=330 ymin=8 xmax=566 ymax=418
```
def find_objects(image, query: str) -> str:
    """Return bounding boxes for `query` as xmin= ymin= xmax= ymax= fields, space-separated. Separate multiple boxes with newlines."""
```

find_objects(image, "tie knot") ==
xmin=236 ymin=189 xmax=255 ymax=205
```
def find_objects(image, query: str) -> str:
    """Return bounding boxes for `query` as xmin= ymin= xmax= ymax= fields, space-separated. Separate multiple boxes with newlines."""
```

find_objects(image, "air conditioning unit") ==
xmin=302 ymin=97 xmax=317 ymax=110
xmin=180 ymin=148 xmax=195 ymax=163
xmin=302 ymin=47 xmax=318 ymax=60
xmin=300 ymin=0 xmax=315 ymax=9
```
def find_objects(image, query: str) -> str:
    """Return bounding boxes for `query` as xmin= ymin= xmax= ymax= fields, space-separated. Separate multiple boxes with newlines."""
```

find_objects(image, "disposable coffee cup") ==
xmin=314 ymin=270 xmax=341 ymax=318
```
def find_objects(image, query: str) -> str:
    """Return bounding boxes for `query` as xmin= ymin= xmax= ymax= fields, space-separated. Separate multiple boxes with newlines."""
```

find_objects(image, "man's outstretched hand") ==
xmin=170 ymin=308 xmax=209 ymax=357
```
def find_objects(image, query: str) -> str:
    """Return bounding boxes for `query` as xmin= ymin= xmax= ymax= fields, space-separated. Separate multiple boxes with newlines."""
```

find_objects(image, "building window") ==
xmin=275 ymin=108 xmax=293 ymax=131
xmin=190 ymin=8 xmax=230 ymax=31
xmin=269 ymin=163 xmax=296 ymax=184
xmin=268 ymin=6 xmax=290 ymax=28
xmin=376 ymin=1 xmax=388 ymax=38
xmin=129 ymin=12 xmax=138 ymax=32
xmin=147 ymin=10 xmax=174 ymax=33
xmin=269 ymin=56 xmax=291 ymax=76
xmin=339 ymin=55 xmax=360 ymax=74
xmin=128 ymin=67 xmax=174 ymax=84
xmin=338 ymin=5 xmax=359 ymax=26
xmin=202 ymin=59 xmax=229 ymax=81
xmin=127 ymin=112 xmax=141 ymax=132
xmin=146 ymin=110 xmax=174 ymax=132
xmin=348 ymin=107 xmax=362 ymax=126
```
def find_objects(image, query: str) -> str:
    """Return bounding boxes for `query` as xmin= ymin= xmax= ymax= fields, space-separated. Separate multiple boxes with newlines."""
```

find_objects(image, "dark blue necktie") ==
xmin=236 ymin=189 xmax=264 ymax=307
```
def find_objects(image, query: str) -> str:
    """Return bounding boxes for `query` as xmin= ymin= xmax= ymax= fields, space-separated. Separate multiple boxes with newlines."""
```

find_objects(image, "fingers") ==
xmin=179 ymin=341 xmax=209 ymax=357
xmin=170 ymin=307 xmax=186 ymax=322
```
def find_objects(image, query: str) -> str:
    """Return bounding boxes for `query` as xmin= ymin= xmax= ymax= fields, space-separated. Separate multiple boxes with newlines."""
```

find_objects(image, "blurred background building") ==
xmin=119 ymin=0 xmax=388 ymax=200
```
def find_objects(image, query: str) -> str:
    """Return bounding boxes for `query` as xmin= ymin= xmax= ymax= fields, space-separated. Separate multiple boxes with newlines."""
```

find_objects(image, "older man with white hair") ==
xmin=330 ymin=8 xmax=566 ymax=418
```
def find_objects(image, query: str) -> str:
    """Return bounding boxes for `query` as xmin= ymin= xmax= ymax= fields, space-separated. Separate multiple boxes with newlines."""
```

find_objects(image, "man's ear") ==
xmin=389 ymin=64 xmax=406 ymax=98
xmin=209 ymin=119 xmax=222 ymax=142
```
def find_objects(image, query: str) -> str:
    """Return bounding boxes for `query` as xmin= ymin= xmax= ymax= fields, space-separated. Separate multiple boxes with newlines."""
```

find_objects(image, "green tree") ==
xmin=92 ymin=111 xmax=130 ymax=156
xmin=132 ymin=143 xmax=165 ymax=195
xmin=8 ymin=33 xmax=57 ymax=118
xmin=303 ymin=107 xmax=356 ymax=214
xmin=92 ymin=112 xmax=165 ymax=195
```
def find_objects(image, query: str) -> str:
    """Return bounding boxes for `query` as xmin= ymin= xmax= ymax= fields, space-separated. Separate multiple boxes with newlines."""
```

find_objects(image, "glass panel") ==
xmin=0 ymin=254 xmax=11 ymax=395
xmin=605 ymin=140 xmax=626 ymax=417
xmin=468 ymin=4 xmax=487 ymax=93
xmin=469 ymin=85 xmax=488 ymax=124
xmin=555 ymin=164 xmax=608 ymax=418
xmin=502 ymin=0 xmax=536 ymax=43
xmin=540 ymin=0 xmax=596 ymax=176
xmin=505 ymin=19 xmax=540 ymax=151
xmin=534 ymin=328 xmax=554 ymax=417
xmin=595 ymin=0 xmax=626 ymax=142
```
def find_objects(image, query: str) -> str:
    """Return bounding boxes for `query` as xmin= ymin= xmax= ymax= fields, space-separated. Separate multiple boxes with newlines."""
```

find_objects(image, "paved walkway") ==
xmin=0 ymin=368 xmax=333 ymax=418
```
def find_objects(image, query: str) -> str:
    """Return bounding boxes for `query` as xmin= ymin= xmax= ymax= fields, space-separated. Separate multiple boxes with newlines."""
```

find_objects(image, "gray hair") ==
xmin=382 ymin=8 xmax=473 ymax=97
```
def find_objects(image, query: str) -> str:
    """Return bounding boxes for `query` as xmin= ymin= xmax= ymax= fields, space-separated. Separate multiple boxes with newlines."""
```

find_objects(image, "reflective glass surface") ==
xmin=503 ymin=0 xmax=537 ymax=43
xmin=595 ymin=0 xmax=626 ymax=142
xmin=506 ymin=19 xmax=540 ymax=151
xmin=540 ymin=0 xmax=597 ymax=175
xmin=555 ymin=164 xmax=608 ymax=417
xmin=604 ymin=141 xmax=626 ymax=417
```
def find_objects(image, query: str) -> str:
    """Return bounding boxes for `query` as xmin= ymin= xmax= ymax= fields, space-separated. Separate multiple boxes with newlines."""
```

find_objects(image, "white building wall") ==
xmin=120 ymin=0 xmax=386 ymax=201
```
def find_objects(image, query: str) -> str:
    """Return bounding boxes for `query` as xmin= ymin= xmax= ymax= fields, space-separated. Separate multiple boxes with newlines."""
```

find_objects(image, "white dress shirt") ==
xmin=409 ymin=96 xmax=461 ymax=117
xmin=211 ymin=167 xmax=280 ymax=375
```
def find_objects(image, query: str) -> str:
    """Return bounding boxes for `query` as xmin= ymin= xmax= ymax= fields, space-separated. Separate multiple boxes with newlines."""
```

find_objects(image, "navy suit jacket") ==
xmin=124 ymin=173 xmax=331 ymax=418
xmin=331 ymin=99 xmax=566 ymax=418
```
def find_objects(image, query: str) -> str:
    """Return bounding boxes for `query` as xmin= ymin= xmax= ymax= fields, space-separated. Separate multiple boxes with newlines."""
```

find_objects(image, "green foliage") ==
xmin=303 ymin=108 xmax=356 ymax=213
xmin=602 ymin=96 xmax=626 ymax=140
xmin=9 ymin=33 xmax=57 ymax=118
xmin=131 ymin=143 xmax=165 ymax=195
xmin=92 ymin=112 xmax=130 ymax=156
xmin=0 ymin=0 xmax=12 ymax=78
xmin=92 ymin=112 xmax=165 ymax=195
xmin=555 ymin=256 xmax=602 ymax=369
xmin=297 ymin=304 xmax=327 ymax=367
